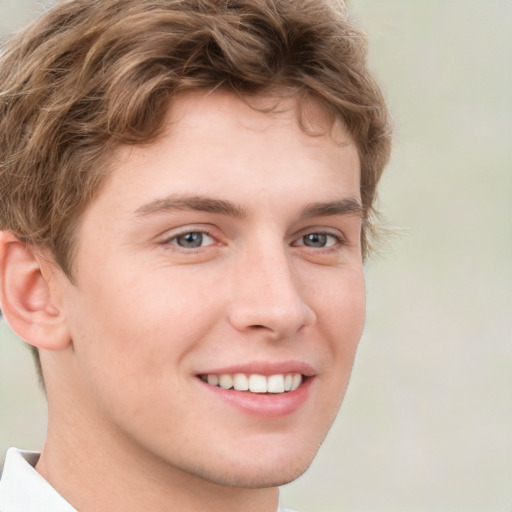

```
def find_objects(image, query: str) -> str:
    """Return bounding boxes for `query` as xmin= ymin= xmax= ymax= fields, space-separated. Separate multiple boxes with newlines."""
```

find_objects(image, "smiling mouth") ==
xmin=199 ymin=373 xmax=304 ymax=394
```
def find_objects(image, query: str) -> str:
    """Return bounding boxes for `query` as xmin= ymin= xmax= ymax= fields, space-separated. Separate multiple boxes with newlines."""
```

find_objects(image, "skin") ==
xmin=21 ymin=90 xmax=365 ymax=512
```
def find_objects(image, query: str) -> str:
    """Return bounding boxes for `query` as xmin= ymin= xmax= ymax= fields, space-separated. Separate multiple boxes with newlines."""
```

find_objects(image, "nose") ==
xmin=228 ymin=247 xmax=316 ymax=339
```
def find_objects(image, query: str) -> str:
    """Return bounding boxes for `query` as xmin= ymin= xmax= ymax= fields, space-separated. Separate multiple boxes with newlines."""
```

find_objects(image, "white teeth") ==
xmin=291 ymin=374 xmax=302 ymax=391
xmin=203 ymin=373 xmax=304 ymax=394
xmin=249 ymin=374 xmax=267 ymax=393
xmin=267 ymin=374 xmax=285 ymax=393
xmin=207 ymin=374 xmax=219 ymax=386
xmin=233 ymin=373 xmax=249 ymax=391
xmin=219 ymin=374 xmax=233 ymax=390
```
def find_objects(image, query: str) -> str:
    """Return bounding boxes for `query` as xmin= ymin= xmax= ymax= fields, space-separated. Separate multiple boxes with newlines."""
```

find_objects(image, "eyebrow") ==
xmin=134 ymin=194 xmax=363 ymax=220
xmin=299 ymin=198 xmax=364 ymax=219
xmin=134 ymin=195 xmax=247 ymax=218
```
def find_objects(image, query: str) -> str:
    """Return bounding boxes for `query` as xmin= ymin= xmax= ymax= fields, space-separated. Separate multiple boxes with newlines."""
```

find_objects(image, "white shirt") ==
xmin=0 ymin=448 xmax=296 ymax=512
xmin=0 ymin=448 xmax=77 ymax=511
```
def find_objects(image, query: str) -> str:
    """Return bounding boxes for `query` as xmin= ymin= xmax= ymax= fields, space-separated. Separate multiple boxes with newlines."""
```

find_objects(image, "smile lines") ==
xmin=200 ymin=373 xmax=303 ymax=394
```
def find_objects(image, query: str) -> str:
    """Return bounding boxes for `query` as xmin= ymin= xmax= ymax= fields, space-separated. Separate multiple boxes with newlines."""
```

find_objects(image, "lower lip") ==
xmin=198 ymin=377 xmax=313 ymax=419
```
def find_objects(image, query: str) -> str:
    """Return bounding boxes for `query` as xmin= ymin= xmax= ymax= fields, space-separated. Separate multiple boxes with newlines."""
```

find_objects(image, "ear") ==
xmin=0 ymin=231 xmax=71 ymax=350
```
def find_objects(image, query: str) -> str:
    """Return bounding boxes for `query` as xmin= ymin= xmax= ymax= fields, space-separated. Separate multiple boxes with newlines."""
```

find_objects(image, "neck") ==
xmin=37 ymin=425 xmax=279 ymax=512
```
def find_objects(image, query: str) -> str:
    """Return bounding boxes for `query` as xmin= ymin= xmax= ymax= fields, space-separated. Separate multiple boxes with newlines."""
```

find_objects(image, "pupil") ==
xmin=305 ymin=233 xmax=327 ymax=247
xmin=178 ymin=232 xmax=203 ymax=248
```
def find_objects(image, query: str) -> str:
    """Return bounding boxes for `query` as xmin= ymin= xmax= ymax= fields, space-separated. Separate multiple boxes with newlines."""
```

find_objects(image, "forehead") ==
xmin=206 ymin=90 xmax=345 ymax=144
xmin=96 ymin=89 xmax=361 ymax=217
xmin=116 ymin=89 xmax=355 ymax=166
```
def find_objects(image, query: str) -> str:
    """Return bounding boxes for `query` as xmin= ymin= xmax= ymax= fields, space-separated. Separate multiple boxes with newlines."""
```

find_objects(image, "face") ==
xmin=52 ymin=90 xmax=365 ymax=488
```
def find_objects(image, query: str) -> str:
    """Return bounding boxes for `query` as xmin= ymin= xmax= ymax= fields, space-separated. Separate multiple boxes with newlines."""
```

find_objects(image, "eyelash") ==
xmin=161 ymin=229 xmax=346 ymax=252
xmin=163 ymin=230 xmax=217 ymax=250
xmin=293 ymin=232 xmax=345 ymax=250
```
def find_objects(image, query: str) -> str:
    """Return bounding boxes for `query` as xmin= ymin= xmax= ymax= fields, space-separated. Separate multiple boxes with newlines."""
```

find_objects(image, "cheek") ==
xmin=305 ymin=272 xmax=365 ymax=445
xmin=67 ymin=266 xmax=223 ymax=381
xmin=314 ymin=268 xmax=366 ymax=370
xmin=315 ymin=266 xmax=366 ymax=328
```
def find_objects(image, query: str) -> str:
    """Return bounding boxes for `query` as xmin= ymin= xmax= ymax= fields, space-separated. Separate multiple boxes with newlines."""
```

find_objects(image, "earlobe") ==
xmin=0 ymin=231 xmax=71 ymax=350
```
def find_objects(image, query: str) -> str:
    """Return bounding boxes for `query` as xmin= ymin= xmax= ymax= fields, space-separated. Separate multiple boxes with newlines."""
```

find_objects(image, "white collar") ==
xmin=0 ymin=448 xmax=77 ymax=511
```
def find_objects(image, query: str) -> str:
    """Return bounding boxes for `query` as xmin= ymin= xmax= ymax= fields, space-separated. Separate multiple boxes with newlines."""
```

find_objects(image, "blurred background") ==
xmin=1 ymin=1 xmax=511 ymax=511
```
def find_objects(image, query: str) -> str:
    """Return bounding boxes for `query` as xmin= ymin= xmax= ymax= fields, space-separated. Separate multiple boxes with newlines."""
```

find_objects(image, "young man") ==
xmin=0 ymin=0 xmax=391 ymax=510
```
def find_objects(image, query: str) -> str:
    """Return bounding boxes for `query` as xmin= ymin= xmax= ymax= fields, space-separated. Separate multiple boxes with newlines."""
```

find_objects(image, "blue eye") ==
xmin=298 ymin=233 xmax=338 ymax=248
xmin=171 ymin=232 xmax=214 ymax=249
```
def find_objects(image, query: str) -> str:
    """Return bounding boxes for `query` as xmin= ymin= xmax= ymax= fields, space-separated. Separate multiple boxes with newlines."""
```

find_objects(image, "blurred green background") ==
xmin=1 ymin=1 xmax=511 ymax=511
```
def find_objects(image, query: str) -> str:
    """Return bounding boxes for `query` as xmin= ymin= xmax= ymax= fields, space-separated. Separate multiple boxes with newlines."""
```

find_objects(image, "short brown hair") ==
xmin=0 ymin=0 xmax=391 ymax=376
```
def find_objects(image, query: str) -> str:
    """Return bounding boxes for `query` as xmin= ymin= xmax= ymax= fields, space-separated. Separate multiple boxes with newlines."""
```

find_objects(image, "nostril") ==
xmin=249 ymin=324 xmax=279 ymax=333
xmin=229 ymin=295 xmax=315 ymax=337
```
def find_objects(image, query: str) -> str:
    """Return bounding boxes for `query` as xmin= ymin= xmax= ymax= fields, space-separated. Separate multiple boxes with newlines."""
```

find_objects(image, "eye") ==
xmin=169 ymin=231 xmax=215 ymax=249
xmin=295 ymin=232 xmax=339 ymax=248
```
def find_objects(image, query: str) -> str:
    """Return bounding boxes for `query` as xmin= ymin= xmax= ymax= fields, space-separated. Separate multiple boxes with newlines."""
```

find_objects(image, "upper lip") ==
xmin=197 ymin=361 xmax=317 ymax=378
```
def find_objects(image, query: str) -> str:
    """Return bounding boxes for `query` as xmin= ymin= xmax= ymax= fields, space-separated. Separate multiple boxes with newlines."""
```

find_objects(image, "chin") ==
xmin=186 ymin=443 xmax=321 ymax=490
xmin=235 ymin=462 xmax=312 ymax=489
